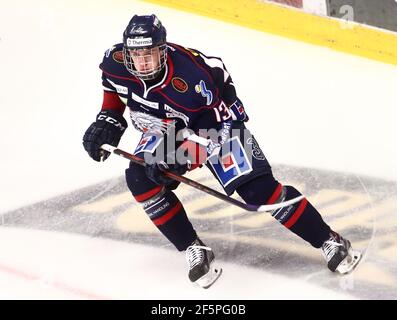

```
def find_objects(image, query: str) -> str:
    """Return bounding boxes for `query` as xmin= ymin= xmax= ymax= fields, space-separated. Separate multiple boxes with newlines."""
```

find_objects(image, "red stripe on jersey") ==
xmin=284 ymin=198 xmax=308 ymax=229
xmin=134 ymin=186 xmax=163 ymax=202
xmin=152 ymin=202 xmax=183 ymax=226
xmin=162 ymin=54 xmax=174 ymax=88
xmin=150 ymin=55 xmax=174 ymax=92
xmin=266 ymin=183 xmax=283 ymax=205
xmin=101 ymin=91 xmax=126 ymax=113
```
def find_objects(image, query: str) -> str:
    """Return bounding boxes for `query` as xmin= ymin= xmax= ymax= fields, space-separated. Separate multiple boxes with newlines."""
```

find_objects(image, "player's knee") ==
xmin=236 ymin=176 xmax=306 ymax=219
xmin=271 ymin=185 xmax=307 ymax=225
xmin=125 ymin=162 xmax=163 ymax=202
xmin=282 ymin=185 xmax=302 ymax=200
xmin=236 ymin=174 xmax=280 ymax=205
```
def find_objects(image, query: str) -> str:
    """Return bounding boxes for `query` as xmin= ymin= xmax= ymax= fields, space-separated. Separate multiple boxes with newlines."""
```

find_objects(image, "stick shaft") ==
xmin=100 ymin=144 xmax=304 ymax=212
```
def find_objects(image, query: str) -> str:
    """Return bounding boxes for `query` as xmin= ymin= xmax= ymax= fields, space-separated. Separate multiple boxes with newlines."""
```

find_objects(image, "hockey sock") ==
xmin=138 ymin=188 xmax=197 ymax=251
xmin=271 ymin=185 xmax=330 ymax=248
xmin=237 ymin=175 xmax=330 ymax=248
xmin=126 ymin=164 xmax=197 ymax=251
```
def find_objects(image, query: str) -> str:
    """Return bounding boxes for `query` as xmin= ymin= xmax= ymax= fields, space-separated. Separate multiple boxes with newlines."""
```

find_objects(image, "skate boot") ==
xmin=185 ymin=238 xmax=222 ymax=289
xmin=321 ymin=231 xmax=362 ymax=274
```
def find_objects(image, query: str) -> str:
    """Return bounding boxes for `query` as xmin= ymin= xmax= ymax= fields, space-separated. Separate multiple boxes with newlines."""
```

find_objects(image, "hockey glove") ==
xmin=83 ymin=110 xmax=128 ymax=162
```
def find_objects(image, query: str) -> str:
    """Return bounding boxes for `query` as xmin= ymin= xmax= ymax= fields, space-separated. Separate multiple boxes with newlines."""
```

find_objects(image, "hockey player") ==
xmin=83 ymin=14 xmax=361 ymax=288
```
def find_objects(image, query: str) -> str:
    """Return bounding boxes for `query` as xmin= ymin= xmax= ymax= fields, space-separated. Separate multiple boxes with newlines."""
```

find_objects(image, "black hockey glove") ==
xmin=145 ymin=156 xmax=191 ymax=186
xmin=83 ymin=110 xmax=128 ymax=162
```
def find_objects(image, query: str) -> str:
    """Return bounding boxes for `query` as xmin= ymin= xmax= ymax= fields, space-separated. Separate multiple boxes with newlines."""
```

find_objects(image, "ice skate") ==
xmin=321 ymin=231 xmax=362 ymax=274
xmin=185 ymin=238 xmax=222 ymax=289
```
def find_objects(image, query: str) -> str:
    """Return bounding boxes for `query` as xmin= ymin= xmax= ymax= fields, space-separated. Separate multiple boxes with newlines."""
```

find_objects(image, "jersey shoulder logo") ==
xmin=195 ymin=80 xmax=213 ymax=105
xmin=171 ymin=77 xmax=188 ymax=93
xmin=112 ymin=51 xmax=124 ymax=63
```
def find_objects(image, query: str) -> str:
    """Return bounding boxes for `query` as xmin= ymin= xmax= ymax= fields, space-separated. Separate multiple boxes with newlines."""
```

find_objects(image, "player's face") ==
xmin=129 ymin=47 xmax=161 ymax=75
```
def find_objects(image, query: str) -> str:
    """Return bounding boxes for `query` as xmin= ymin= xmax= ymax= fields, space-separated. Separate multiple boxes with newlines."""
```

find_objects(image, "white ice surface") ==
xmin=0 ymin=227 xmax=354 ymax=300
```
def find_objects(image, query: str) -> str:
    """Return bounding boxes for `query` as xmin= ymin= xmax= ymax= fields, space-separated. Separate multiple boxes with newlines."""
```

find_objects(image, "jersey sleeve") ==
xmin=101 ymin=90 xmax=126 ymax=113
xmin=99 ymin=46 xmax=126 ymax=114
xmin=187 ymin=48 xmax=249 ymax=123
xmin=102 ymin=74 xmax=116 ymax=92
xmin=181 ymin=48 xmax=248 ymax=134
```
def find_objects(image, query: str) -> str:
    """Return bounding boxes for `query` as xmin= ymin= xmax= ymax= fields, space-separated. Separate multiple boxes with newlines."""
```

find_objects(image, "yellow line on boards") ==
xmin=143 ymin=0 xmax=397 ymax=66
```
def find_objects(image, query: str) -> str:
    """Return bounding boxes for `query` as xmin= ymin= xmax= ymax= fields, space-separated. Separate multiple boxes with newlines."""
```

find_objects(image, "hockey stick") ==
xmin=100 ymin=144 xmax=304 ymax=212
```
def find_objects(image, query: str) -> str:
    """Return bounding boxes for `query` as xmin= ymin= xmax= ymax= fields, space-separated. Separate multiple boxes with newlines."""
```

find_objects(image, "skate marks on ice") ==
xmin=2 ymin=165 xmax=397 ymax=299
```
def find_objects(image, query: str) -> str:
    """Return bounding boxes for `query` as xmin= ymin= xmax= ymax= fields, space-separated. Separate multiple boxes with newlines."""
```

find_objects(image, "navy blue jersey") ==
xmin=99 ymin=42 xmax=248 ymax=135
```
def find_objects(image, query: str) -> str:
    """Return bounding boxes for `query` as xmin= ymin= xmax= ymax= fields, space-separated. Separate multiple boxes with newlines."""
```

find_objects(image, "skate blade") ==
xmin=336 ymin=249 xmax=362 ymax=274
xmin=195 ymin=265 xmax=222 ymax=289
